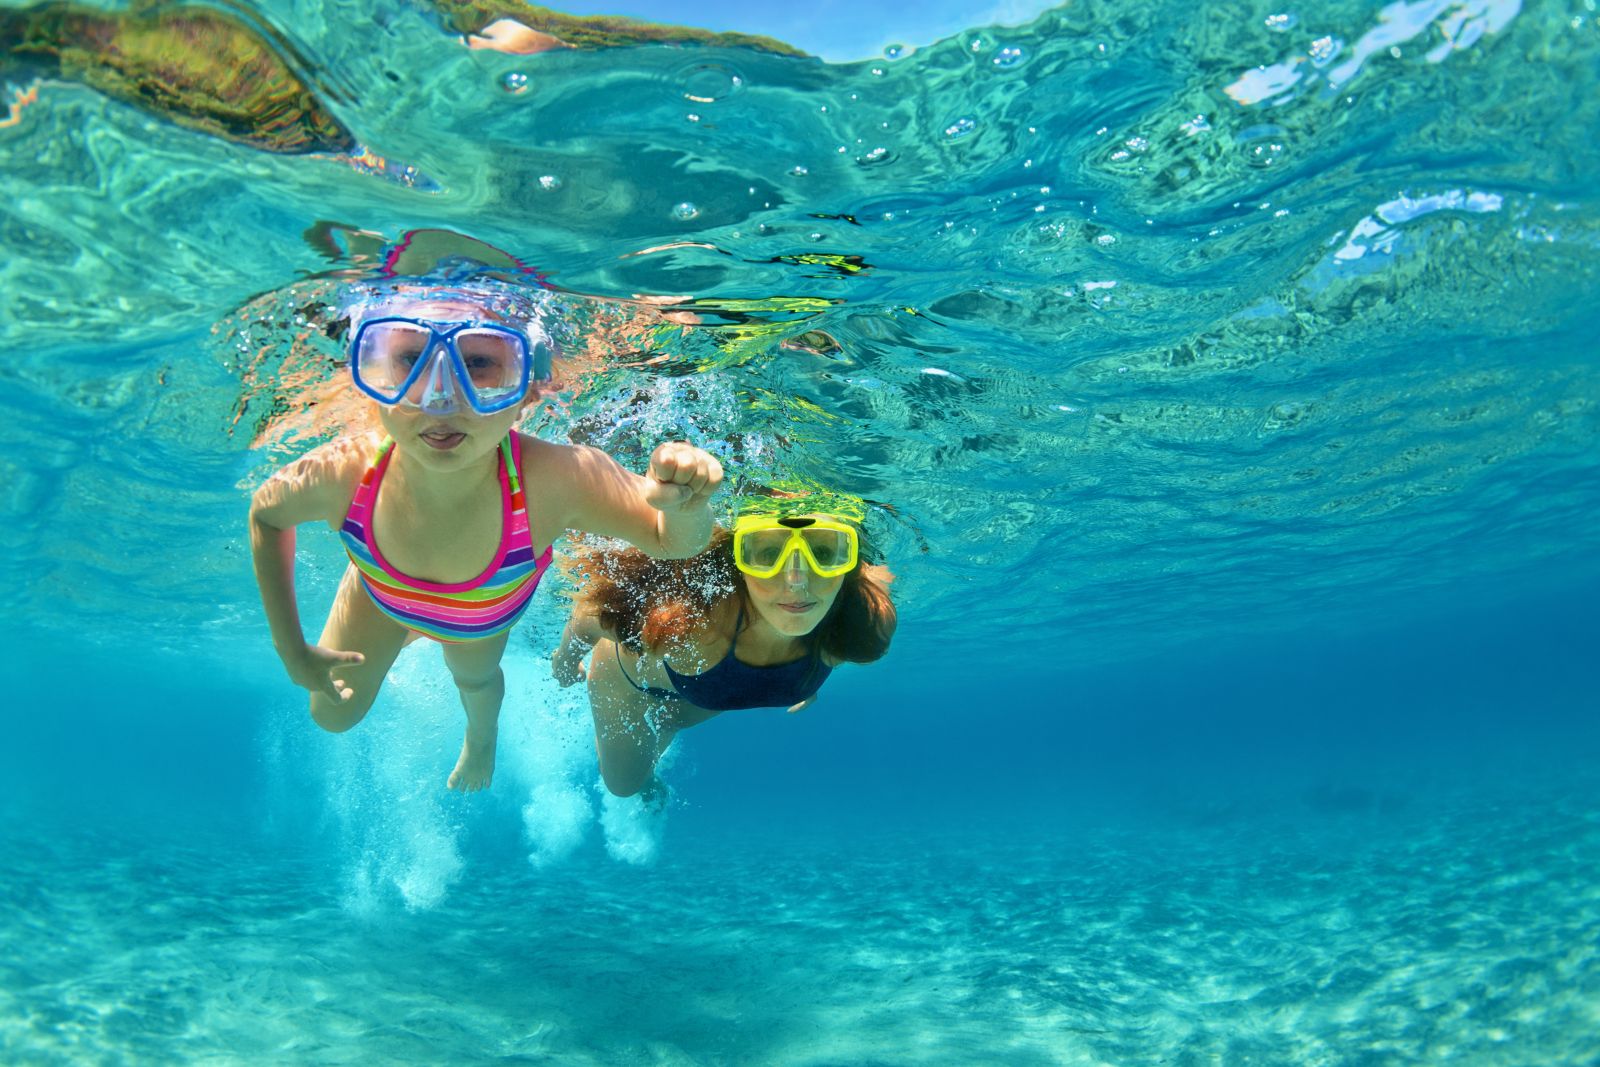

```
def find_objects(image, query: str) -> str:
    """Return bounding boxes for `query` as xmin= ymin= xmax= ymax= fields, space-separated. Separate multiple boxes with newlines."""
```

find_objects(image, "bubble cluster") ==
xmin=1309 ymin=35 xmax=1342 ymax=66
xmin=500 ymin=72 xmax=529 ymax=94
xmin=1237 ymin=124 xmax=1288 ymax=168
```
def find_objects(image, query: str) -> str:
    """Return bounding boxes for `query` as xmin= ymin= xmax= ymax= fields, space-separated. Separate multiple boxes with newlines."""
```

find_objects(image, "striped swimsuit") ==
xmin=340 ymin=434 xmax=552 ymax=642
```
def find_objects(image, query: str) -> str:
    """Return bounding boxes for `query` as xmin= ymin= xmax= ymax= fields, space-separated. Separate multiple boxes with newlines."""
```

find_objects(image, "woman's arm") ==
xmin=552 ymin=607 xmax=613 ymax=687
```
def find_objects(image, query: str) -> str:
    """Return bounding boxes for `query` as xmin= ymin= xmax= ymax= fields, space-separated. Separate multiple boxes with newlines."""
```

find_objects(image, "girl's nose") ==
xmin=410 ymin=349 xmax=460 ymax=414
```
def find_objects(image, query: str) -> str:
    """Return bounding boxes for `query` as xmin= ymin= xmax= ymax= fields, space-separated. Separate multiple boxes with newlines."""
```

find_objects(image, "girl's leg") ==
xmin=584 ymin=639 xmax=682 ymax=797
xmin=311 ymin=565 xmax=410 ymax=732
xmin=439 ymin=630 xmax=510 ymax=792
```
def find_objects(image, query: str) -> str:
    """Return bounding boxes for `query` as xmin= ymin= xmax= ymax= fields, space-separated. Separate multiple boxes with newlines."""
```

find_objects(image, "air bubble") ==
xmin=538 ymin=175 xmax=562 ymax=190
xmin=943 ymin=117 xmax=978 ymax=140
xmin=678 ymin=61 xmax=745 ymax=104
xmin=788 ymin=165 xmax=809 ymax=177
xmin=500 ymin=72 xmax=529 ymax=94
xmin=1309 ymin=35 xmax=1342 ymax=65
xmin=1264 ymin=12 xmax=1297 ymax=31
xmin=993 ymin=46 xmax=1026 ymax=68
xmin=884 ymin=44 xmax=905 ymax=60
xmin=672 ymin=202 xmax=700 ymax=221
xmin=1096 ymin=234 xmax=1117 ymax=246
xmin=858 ymin=146 xmax=892 ymax=166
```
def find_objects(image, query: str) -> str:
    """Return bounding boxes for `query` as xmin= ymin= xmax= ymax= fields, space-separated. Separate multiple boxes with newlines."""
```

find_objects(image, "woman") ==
xmin=553 ymin=512 xmax=897 ymax=796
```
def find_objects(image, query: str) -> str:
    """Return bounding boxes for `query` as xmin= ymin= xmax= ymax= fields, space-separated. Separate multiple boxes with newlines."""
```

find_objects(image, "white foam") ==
xmin=493 ymin=646 xmax=605 ymax=868
xmin=596 ymin=747 xmax=677 ymax=867
xmin=323 ymin=643 xmax=467 ymax=913
xmin=598 ymin=786 xmax=666 ymax=866
xmin=264 ymin=627 xmax=681 ymax=909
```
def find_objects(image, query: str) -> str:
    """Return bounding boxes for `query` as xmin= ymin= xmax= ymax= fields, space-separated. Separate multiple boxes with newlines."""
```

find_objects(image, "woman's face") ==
xmin=742 ymin=556 xmax=848 ymax=639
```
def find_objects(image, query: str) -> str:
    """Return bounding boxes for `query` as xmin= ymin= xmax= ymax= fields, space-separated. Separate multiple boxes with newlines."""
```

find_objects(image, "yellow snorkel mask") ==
xmin=732 ymin=514 xmax=860 ymax=579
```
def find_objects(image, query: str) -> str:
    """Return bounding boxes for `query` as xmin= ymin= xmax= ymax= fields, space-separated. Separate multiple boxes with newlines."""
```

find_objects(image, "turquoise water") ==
xmin=4 ymin=0 xmax=1599 ymax=1062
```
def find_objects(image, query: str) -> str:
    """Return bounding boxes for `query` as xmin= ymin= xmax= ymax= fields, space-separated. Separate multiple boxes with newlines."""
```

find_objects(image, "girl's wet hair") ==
xmin=340 ymin=279 xmax=554 ymax=336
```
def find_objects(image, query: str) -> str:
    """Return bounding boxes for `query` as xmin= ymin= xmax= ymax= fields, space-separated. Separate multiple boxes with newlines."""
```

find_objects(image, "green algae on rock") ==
xmin=1 ymin=2 xmax=352 ymax=153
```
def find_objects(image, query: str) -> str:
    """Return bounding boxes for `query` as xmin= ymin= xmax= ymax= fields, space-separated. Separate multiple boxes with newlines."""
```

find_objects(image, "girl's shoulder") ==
xmin=315 ymin=432 xmax=383 ymax=490
xmin=513 ymin=430 xmax=600 ymax=478
xmin=254 ymin=432 xmax=378 ymax=528
xmin=513 ymin=429 xmax=573 ymax=482
xmin=512 ymin=430 xmax=619 ymax=524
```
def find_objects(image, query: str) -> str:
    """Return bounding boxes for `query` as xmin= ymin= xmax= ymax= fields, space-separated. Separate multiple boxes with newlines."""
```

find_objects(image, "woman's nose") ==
xmin=782 ymin=553 xmax=808 ymax=586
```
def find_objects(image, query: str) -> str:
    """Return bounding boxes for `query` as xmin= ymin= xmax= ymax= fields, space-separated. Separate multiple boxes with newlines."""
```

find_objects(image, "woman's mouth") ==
xmin=777 ymin=601 xmax=816 ymax=614
xmin=420 ymin=429 xmax=467 ymax=450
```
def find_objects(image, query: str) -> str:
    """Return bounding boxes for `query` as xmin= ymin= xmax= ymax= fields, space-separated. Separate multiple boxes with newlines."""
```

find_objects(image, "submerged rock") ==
xmin=1 ymin=2 xmax=354 ymax=153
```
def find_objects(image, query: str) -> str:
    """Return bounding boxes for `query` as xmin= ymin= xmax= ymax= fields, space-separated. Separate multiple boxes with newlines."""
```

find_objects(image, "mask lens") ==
xmin=739 ymin=529 xmax=794 ymax=575
xmin=357 ymin=321 xmax=433 ymax=397
xmin=800 ymin=528 xmax=854 ymax=574
xmin=455 ymin=328 xmax=527 ymax=402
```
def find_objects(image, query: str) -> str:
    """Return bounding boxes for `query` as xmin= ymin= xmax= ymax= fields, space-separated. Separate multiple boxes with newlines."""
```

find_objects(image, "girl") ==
xmin=552 ymin=511 xmax=896 ymax=797
xmin=249 ymin=285 xmax=722 ymax=792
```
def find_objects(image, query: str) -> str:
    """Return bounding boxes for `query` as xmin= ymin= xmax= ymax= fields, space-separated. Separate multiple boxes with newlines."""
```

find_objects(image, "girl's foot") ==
xmin=447 ymin=729 xmax=497 ymax=792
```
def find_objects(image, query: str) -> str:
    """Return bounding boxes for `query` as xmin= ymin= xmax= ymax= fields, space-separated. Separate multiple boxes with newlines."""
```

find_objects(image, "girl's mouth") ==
xmin=778 ymin=602 xmax=816 ymax=613
xmin=420 ymin=430 xmax=467 ymax=450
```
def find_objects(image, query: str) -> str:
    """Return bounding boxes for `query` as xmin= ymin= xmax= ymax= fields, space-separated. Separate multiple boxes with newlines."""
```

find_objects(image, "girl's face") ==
xmin=365 ymin=299 xmax=534 ymax=470
xmin=742 ymin=559 xmax=847 ymax=639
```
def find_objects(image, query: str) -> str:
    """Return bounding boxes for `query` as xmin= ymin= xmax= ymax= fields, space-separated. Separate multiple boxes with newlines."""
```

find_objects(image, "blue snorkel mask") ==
xmin=349 ymin=316 xmax=553 ymax=415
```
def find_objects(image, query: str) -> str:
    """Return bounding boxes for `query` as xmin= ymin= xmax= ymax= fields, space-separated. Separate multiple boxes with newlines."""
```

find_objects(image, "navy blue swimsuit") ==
xmin=617 ymin=608 xmax=831 ymax=711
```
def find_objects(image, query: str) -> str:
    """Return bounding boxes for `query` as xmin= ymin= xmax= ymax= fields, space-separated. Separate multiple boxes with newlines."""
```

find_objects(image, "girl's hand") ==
xmin=644 ymin=442 xmax=723 ymax=512
xmin=283 ymin=643 xmax=365 ymax=703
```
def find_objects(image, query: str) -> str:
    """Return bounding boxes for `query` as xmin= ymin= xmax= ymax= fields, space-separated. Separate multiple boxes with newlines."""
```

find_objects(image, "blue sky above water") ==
xmin=544 ymin=0 xmax=1057 ymax=59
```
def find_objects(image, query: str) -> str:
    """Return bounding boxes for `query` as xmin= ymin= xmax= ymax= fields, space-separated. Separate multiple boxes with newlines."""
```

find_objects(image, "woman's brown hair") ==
xmin=565 ymin=526 xmax=896 ymax=663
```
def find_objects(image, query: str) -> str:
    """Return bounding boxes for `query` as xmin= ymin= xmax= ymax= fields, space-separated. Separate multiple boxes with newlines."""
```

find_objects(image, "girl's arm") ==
xmin=248 ymin=440 xmax=367 ymax=696
xmin=542 ymin=439 xmax=723 ymax=559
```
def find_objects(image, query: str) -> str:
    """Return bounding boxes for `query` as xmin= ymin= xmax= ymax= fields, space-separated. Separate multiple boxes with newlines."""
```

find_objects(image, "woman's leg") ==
xmin=585 ymin=639 xmax=683 ymax=798
xmin=310 ymin=565 xmax=410 ymax=732
xmin=439 ymin=630 xmax=510 ymax=792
